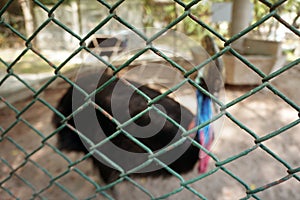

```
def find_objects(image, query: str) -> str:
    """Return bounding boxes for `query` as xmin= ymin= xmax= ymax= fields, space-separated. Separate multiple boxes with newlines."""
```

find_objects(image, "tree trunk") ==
xmin=18 ymin=0 xmax=35 ymax=38
xmin=230 ymin=0 xmax=252 ymax=53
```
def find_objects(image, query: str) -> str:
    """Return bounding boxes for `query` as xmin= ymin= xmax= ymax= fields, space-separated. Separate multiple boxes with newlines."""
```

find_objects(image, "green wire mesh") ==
xmin=0 ymin=0 xmax=299 ymax=199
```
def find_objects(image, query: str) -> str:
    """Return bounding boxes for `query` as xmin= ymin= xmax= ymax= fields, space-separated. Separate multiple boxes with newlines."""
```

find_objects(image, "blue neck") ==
xmin=196 ymin=90 xmax=212 ymax=145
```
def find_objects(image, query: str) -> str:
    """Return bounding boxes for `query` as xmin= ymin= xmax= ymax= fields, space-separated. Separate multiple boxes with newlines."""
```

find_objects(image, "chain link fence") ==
xmin=0 ymin=0 xmax=299 ymax=199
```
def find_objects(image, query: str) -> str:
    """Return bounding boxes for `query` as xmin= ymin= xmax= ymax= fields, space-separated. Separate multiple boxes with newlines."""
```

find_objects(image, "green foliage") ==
xmin=252 ymin=0 xmax=299 ymax=21
xmin=251 ymin=0 xmax=300 ymax=39
xmin=142 ymin=0 xmax=213 ymax=40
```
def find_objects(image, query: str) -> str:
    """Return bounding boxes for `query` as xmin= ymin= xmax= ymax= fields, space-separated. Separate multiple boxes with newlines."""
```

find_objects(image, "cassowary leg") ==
xmin=92 ymin=158 xmax=120 ymax=184
xmin=93 ymin=160 xmax=121 ymax=198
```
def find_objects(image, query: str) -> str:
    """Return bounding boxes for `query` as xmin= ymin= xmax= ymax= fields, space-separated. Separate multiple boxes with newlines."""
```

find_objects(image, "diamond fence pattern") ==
xmin=0 ymin=0 xmax=299 ymax=200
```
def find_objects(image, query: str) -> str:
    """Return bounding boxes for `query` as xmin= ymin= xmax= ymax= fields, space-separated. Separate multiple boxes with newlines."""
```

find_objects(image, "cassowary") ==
xmin=52 ymin=36 xmax=220 ymax=184
xmin=53 ymin=71 xmax=213 ymax=183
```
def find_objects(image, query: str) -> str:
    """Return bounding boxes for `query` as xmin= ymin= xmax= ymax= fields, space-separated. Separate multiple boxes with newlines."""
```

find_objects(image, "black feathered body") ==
xmin=53 ymin=73 xmax=199 ymax=183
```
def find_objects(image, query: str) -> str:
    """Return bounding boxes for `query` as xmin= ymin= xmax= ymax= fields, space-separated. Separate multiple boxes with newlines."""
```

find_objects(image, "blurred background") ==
xmin=0 ymin=0 xmax=299 ymax=199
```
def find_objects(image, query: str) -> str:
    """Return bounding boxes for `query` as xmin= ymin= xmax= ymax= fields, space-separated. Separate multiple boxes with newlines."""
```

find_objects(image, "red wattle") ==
xmin=188 ymin=120 xmax=210 ymax=173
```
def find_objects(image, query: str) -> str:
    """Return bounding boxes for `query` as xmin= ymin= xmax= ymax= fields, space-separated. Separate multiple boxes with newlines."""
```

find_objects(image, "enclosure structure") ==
xmin=0 ymin=0 xmax=299 ymax=200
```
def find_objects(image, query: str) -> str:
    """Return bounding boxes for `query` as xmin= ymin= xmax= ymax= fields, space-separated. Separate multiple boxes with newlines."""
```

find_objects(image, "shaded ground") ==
xmin=0 ymin=65 xmax=299 ymax=200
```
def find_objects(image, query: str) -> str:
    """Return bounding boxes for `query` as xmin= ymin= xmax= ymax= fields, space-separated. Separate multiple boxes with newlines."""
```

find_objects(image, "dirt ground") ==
xmin=0 ymin=65 xmax=299 ymax=200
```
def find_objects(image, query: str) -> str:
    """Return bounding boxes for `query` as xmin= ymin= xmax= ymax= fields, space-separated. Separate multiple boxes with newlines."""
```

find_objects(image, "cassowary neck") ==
xmin=196 ymin=90 xmax=212 ymax=143
xmin=195 ymin=89 xmax=213 ymax=173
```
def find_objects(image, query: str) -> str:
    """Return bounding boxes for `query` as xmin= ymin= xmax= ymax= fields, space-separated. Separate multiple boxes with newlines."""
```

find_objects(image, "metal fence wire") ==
xmin=0 ymin=0 xmax=300 ymax=199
